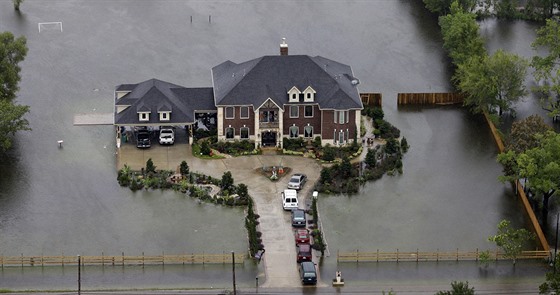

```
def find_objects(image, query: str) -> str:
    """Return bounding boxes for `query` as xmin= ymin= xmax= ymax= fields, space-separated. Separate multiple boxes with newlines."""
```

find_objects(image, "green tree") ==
xmin=365 ymin=148 xmax=377 ymax=168
xmin=488 ymin=219 xmax=535 ymax=265
xmin=179 ymin=160 xmax=190 ymax=177
xmin=320 ymin=167 xmax=333 ymax=183
xmin=0 ymin=32 xmax=29 ymax=152
xmin=0 ymin=32 xmax=27 ymax=101
xmin=424 ymin=0 xmax=478 ymax=15
xmin=236 ymin=183 xmax=248 ymax=199
xmin=221 ymin=171 xmax=234 ymax=191
xmin=540 ymin=254 xmax=560 ymax=294
xmin=200 ymin=140 xmax=211 ymax=155
xmin=532 ymin=18 xmax=560 ymax=119
xmin=146 ymin=158 xmax=156 ymax=174
xmin=0 ymin=100 xmax=30 ymax=151
xmin=13 ymin=0 xmax=24 ymax=10
xmin=515 ymin=131 xmax=560 ymax=223
xmin=435 ymin=281 xmax=475 ymax=295
xmin=339 ymin=156 xmax=353 ymax=178
xmin=455 ymin=50 xmax=528 ymax=115
xmin=507 ymin=114 xmax=552 ymax=153
xmin=439 ymin=1 xmax=486 ymax=67
xmin=401 ymin=137 xmax=409 ymax=153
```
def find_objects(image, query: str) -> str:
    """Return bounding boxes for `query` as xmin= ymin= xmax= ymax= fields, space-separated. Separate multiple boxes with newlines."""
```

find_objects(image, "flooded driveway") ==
xmin=0 ymin=0 xmax=553 ymax=291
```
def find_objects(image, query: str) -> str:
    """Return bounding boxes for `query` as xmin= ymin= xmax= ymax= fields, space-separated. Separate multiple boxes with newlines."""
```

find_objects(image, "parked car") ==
xmin=299 ymin=261 xmax=317 ymax=285
xmin=291 ymin=209 xmax=306 ymax=227
xmin=159 ymin=127 xmax=175 ymax=145
xmin=136 ymin=129 xmax=151 ymax=148
xmin=287 ymin=173 xmax=307 ymax=190
xmin=294 ymin=229 xmax=310 ymax=245
xmin=281 ymin=189 xmax=299 ymax=211
xmin=296 ymin=243 xmax=312 ymax=263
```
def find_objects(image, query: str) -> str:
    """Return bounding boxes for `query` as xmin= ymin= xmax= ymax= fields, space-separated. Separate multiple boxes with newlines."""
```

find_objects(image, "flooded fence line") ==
xmin=397 ymin=93 xmax=464 ymax=105
xmin=360 ymin=93 xmax=382 ymax=107
xmin=337 ymin=249 xmax=550 ymax=263
xmin=483 ymin=112 xmax=550 ymax=252
xmin=0 ymin=252 xmax=246 ymax=267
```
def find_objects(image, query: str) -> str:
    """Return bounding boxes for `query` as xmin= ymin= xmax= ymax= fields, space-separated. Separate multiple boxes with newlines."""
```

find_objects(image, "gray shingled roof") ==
xmin=114 ymin=79 xmax=214 ymax=126
xmin=212 ymin=55 xmax=362 ymax=110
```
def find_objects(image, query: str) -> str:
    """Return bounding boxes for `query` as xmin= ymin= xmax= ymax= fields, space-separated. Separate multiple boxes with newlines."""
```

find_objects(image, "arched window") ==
xmin=289 ymin=125 xmax=299 ymax=138
xmin=304 ymin=125 xmax=313 ymax=138
xmin=225 ymin=127 xmax=234 ymax=139
xmin=240 ymin=127 xmax=249 ymax=139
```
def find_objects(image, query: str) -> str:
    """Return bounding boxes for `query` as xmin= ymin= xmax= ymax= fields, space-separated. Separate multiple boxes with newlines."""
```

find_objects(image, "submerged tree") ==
xmin=488 ymin=219 xmax=535 ymax=265
xmin=507 ymin=114 xmax=552 ymax=154
xmin=532 ymin=18 xmax=560 ymax=120
xmin=13 ymin=0 xmax=24 ymax=11
xmin=435 ymin=281 xmax=475 ymax=295
xmin=0 ymin=32 xmax=29 ymax=152
xmin=455 ymin=49 xmax=528 ymax=116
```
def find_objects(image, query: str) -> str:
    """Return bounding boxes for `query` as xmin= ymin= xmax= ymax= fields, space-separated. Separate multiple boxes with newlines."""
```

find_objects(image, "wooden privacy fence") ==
xmin=337 ymin=249 xmax=550 ymax=263
xmin=0 ymin=252 xmax=246 ymax=267
xmin=360 ymin=93 xmax=382 ymax=107
xmin=397 ymin=93 xmax=464 ymax=105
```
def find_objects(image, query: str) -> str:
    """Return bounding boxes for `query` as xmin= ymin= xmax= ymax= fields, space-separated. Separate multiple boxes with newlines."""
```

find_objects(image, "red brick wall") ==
xmin=282 ymin=105 xmax=322 ymax=136
xmin=222 ymin=106 xmax=255 ymax=135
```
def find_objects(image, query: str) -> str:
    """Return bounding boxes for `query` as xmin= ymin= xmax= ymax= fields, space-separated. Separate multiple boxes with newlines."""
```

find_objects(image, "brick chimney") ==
xmin=280 ymin=38 xmax=288 ymax=56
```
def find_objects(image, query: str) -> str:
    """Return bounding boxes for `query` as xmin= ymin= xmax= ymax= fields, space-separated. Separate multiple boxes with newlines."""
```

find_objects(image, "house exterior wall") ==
xmin=321 ymin=109 xmax=360 ymax=145
xmin=282 ymin=105 xmax=322 ymax=139
xmin=219 ymin=106 xmax=255 ymax=141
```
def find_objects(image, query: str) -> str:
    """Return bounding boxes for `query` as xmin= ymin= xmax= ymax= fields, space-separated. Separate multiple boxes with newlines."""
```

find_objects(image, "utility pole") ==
xmin=232 ymin=251 xmax=236 ymax=295
xmin=77 ymin=254 xmax=81 ymax=295
xmin=555 ymin=214 xmax=559 ymax=273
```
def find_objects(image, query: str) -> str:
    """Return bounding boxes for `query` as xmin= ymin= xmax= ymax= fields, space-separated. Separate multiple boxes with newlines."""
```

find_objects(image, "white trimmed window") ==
xmin=290 ymin=106 xmax=299 ymax=118
xmin=225 ymin=127 xmax=234 ymax=139
xmin=289 ymin=125 xmax=299 ymax=138
xmin=303 ymin=86 xmax=316 ymax=102
xmin=288 ymin=87 xmax=301 ymax=103
xmin=334 ymin=111 xmax=337 ymax=124
xmin=225 ymin=107 xmax=235 ymax=119
xmin=240 ymin=106 xmax=249 ymax=119
xmin=346 ymin=111 xmax=349 ymax=123
xmin=304 ymin=105 xmax=313 ymax=117
xmin=159 ymin=111 xmax=170 ymax=121
xmin=139 ymin=112 xmax=150 ymax=122
xmin=338 ymin=111 xmax=345 ymax=124
xmin=304 ymin=125 xmax=313 ymax=138
xmin=339 ymin=130 xmax=345 ymax=144
xmin=240 ymin=127 xmax=249 ymax=139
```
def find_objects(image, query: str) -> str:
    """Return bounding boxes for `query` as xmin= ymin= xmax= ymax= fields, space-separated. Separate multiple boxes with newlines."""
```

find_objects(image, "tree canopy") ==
xmin=439 ymin=2 xmax=486 ymax=67
xmin=532 ymin=18 xmax=560 ymax=119
xmin=0 ymin=32 xmax=27 ymax=101
xmin=424 ymin=0 xmax=478 ymax=15
xmin=0 ymin=31 xmax=30 ymax=152
xmin=507 ymin=114 xmax=552 ymax=154
xmin=435 ymin=281 xmax=475 ymax=295
xmin=488 ymin=219 xmax=534 ymax=264
xmin=455 ymin=49 xmax=528 ymax=115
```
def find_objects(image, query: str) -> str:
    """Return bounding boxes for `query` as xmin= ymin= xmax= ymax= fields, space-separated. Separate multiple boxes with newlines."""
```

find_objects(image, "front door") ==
xmin=262 ymin=131 xmax=276 ymax=147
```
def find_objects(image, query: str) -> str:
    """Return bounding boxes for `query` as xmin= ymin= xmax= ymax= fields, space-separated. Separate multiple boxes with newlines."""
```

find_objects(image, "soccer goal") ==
xmin=38 ymin=22 xmax=63 ymax=33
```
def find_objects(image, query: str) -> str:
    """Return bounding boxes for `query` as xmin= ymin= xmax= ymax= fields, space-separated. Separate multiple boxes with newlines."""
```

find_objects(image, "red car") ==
xmin=295 ymin=229 xmax=310 ymax=244
xmin=297 ymin=243 xmax=312 ymax=263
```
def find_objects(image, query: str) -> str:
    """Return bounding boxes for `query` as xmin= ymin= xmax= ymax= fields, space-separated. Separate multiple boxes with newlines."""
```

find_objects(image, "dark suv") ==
xmin=291 ymin=209 xmax=306 ymax=227
xmin=136 ymin=129 xmax=151 ymax=148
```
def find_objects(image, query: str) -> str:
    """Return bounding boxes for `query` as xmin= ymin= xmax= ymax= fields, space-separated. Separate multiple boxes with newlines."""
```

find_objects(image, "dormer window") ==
xmin=159 ymin=111 xmax=170 ymax=121
xmin=303 ymin=86 xmax=316 ymax=102
xmin=287 ymin=86 xmax=301 ymax=103
xmin=139 ymin=112 xmax=150 ymax=122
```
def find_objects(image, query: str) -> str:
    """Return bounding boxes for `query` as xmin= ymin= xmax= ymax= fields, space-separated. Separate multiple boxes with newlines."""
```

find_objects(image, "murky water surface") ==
xmin=0 ymin=0 xmax=553 ymax=290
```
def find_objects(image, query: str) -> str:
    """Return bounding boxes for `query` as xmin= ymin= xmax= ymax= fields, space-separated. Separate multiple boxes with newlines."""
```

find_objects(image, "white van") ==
xmin=281 ymin=189 xmax=299 ymax=211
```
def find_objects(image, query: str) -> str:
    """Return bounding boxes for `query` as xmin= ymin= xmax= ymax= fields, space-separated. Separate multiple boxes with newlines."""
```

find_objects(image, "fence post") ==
xmin=476 ymin=248 xmax=479 ymax=262
xmin=20 ymin=253 xmax=23 ymax=267
xmin=436 ymin=249 xmax=439 ymax=262
xmin=162 ymin=251 xmax=165 ymax=266
xmin=122 ymin=252 xmax=124 ymax=267
xmin=495 ymin=248 xmax=499 ymax=261
xmin=416 ymin=249 xmax=419 ymax=263
xmin=456 ymin=248 xmax=459 ymax=261
xmin=337 ymin=249 xmax=339 ymax=263
xmin=397 ymin=249 xmax=399 ymax=263
xmin=376 ymin=249 xmax=379 ymax=263
xmin=356 ymin=249 xmax=359 ymax=263
xmin=142 ymin=252 xmax=145 ymax=267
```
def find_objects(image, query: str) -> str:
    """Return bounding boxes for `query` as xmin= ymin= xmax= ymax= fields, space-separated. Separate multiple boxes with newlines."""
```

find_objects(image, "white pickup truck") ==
xmin=282 ymin=189 xmax=299 ymax=211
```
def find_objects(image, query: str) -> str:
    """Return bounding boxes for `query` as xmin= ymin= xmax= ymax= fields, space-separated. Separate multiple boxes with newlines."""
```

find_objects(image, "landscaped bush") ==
xmin=375 ymin=119 xmax=400 ymax=139
xmin=283 ymin=137 xmax=306 ymax=151
xmin=212 ymin=140 xmax=255 ymax=156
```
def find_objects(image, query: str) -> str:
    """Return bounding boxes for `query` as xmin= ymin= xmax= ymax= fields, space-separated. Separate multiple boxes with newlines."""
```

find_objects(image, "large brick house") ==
xmin=114 ymin=40 xmax=364 ymax=148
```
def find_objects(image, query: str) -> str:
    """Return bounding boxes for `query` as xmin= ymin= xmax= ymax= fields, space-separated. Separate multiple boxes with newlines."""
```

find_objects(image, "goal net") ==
xmin=38 ymin=22 xmax=63 ymax=33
